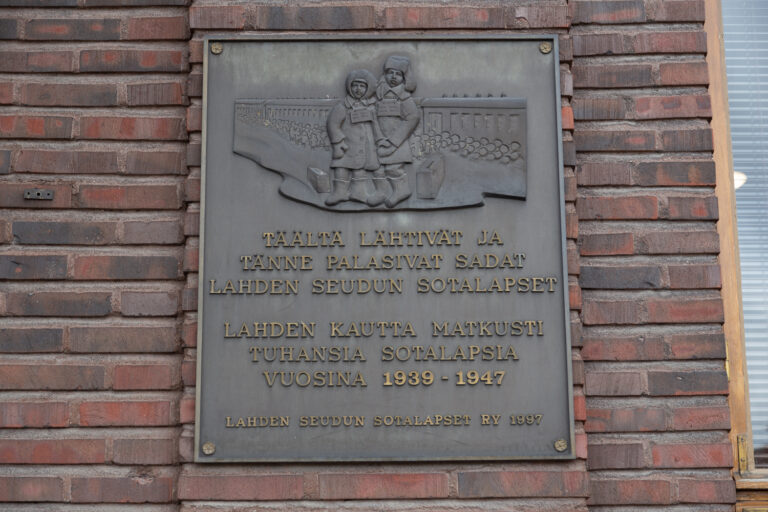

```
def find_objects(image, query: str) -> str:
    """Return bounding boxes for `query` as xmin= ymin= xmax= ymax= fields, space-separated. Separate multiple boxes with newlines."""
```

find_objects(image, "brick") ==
xmin=250 ymin=6 xmax=374 ymax=30
xmin=123 ymin=220 xmax=183 ymax=244
xmin=80 ymin=50 xmax=185 ymax=73
xmin=180 ymin=395 xmax=195 ymax=423
xmin=582 ymin=334 xmax=665 ymax=361
xmin=113 ymin=438 xmax=176 ymax=465
xmin=0 ymin=439 xmax=105 ymax=463
xmin=580 ymin=265 xmax=661 ymax=289
xmin=0 ymin=328 xmax=63 ymax=352
xmin=70 ymin=326 xmax=178 ymax=353
xmin=576 ymin=162 xmax=632 ymax=185
xmin=659 ymin=62 xmax=709 ymax=85
xmin=82 ymin=0 xmax=188 ymax=4
xmin=586 ymin=406 xmax=666 ymax=432
xmin=0 ymin=183 xmax=72 ymax=208
xmin=583 ymin=299 xmax=642 ymax=325
xmin=651 ymin=442 xmax=731 ymax=468
xmin=573 ymin=96 xmax=627 ymax=120
xmin=588 ymin=442 xmax=644 ymax=469
xmin=78 ymin=184 xmax=181 ymax=209
xmin=121 ymin=291 xmax=179 ymax=316
xmin=574 ymin=394 xmax=586 ymax=421
xmin=70 ymin=476 xmax=174 ymax=503
xmin=573 ymin=0 xmax=646 ymax=24
xmin=186 ymin=105 xmax=201 ymax=132
xmin=189 ymin=39 xmax=203 ymax=63
xmin=0 ymin=149 xmax=10 ymax=173
xmin=562 ymin=106 xmax=574 ymax=130
xmin=181 ymin=359 xmax=195 ymax=386
xmin=0 ymin=364 xmax=105 ymax=390
xmin=382 ymin=7 xmax=503 ymax=29
xmin=651 ymin=0 xmax=706 ymax=22
xmin=648 ymin=369 xmax=728 ymax=396
xmin=580 ymin=233 xmax=634 ymax=256
xmin=578 ymin=196 xmax=658 ymax=220
xmin=634 ymin=161 xmax=715 ymax=186
xmin=79 ymin=400 xmax=173 ymax=426
xmin=15 ymin=149 xmax=119 ymax=174
xmin=21 ymin=83 xmax=118 ymax=107
xmin=80 ymin=116 xmax=185 ymax=140
xmin=0 ymin=115 xmax=73 ymax=139
xmin=634 ymin=94 xmax=711 ymax=119
xmin=562 ymin=140 xmax=576 ymax=166
xmin=189 ymin=5 xmax=246 ymax=29
xmin=0 ymin=19 xmax=19 ymax=39
xmin=585 ymin=371 xmax=643 ymax=395
xmin=647 ymin=297 xmax=723 ymax=323
xmin=668 ymin=264 xmax=721 ymax=289
xmin=667 ymin=196 xmax=718 ymax=220
xmin=184 ymin=211 xmax=200 ymax=236
xmin=677 ymin=478 xmax=736 ymax=503
xmin=575 ymin=129 xmax=655 ymax=151
xmin=590 ymin=479 xmax=671 ymax=505
xmin=667 ymin=332 xmax=726 ymax=359
xmin=0 ymin=476 xmax=64 ymax=501
xmin=573 ymin=33 xmax=625 ymax=56
xmin=74 ymin=255 xmax=179 ymax=280
xmin=0 ymin=0 xmax=77 ymax=4
xmin=13 ymin=221 xmax=117 ymax=245
xmin=670 ymin=406 xmax=730 ymax=431
xmin=0 ymin=255 xmax=67 ymax=279
xmin=458 ymin=470 xmax=587 ymax=498
xmin=640 ymin=230 xmax=719 ymax=254
xmin=6 ymin=291 xmax=112 ymax=317
xmin=127 ymin=82 xmax=184 ymax=106
xmin=573 ymin=64 xmax=653 ymax=88
xmin=0 ymin=402 xmax=68 ymax=427
xmin=187 ymin=73 xmax=203 ymax=98
xmin=0 ymin=51 xmax=74 ymax=72
xmin=178 ymin=474 xmax=303 ymax=500
xmin=0 ymin=82 xmax=12 ymax=104
xmin=126 ymin=150 xmax=185 ymax=174
xmin=662 ymin=128 xmax=713 ymax=152
xmin=319 ymin=473 xmax=449 ymax=500
xmin=114 ymin=363 xmax=176 ymax=390
xmin=26 ymin=19 xmax=120 ymax=40
xmin=127 ymin=16 xmax=188 ymax=40
xmin=634 ymin=31 xmax=707 ymax=54
xmin=506 ymin=5 xmax=570 ymax=29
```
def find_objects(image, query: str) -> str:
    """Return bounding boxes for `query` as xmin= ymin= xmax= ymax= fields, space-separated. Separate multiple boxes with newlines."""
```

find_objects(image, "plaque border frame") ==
xmin=194 ymin=33 xmax=574 ymax=463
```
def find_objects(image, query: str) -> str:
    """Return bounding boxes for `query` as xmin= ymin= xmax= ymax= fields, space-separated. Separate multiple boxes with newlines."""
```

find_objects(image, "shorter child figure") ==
xmin=325 ymin=69 xmax=382 ymax=205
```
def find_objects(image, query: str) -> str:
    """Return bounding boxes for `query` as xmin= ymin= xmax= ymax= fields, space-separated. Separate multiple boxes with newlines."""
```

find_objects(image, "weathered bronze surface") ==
xmin=196 ymin=36 xmax=573 ymax=462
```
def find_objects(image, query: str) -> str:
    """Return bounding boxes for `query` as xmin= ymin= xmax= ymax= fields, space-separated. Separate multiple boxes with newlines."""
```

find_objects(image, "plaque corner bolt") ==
xmin=201 ymin=441 xmax=216 ymax=455
xmin=210 ymin=42 xmax=224 ymax=55
xmin=553 ymin=438 xmax=568 ymax=452
xmin=539 ymin=42 xmax=553 ymax=54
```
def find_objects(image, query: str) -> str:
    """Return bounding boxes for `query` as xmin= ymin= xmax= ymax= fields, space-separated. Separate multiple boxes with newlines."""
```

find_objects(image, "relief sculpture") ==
xmin=233 ymin=54 xmax=528 ymax=211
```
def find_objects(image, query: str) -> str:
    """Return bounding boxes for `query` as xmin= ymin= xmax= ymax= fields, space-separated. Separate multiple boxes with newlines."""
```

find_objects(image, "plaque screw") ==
xmin=553 ymin=438 xmax=568 ymax=452
xmin=539 ymin=41 xmax=553 ymax=54
xmin=201 ymin=442 xmax=216 ymax=455
xmin=210 ymin=42 xmax=223 ymax=55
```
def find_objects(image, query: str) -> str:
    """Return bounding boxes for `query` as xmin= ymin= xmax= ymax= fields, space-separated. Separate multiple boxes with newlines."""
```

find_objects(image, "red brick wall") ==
xmin=0 ymin=0 xmax=735 ymax=510
xmin=0 ymin=0 xmax=189 ymax=505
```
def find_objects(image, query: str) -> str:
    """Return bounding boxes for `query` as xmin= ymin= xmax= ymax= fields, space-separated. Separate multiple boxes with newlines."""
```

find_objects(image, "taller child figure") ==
xmin=374 ymin=55 xmax=420 ymax=208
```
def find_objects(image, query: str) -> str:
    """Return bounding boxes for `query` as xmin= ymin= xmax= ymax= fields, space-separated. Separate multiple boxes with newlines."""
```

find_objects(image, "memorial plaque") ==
xmin=196 ymin=35 xmax=573 ymax=462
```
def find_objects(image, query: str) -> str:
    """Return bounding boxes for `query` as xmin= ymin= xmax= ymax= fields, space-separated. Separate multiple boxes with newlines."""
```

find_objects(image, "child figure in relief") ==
xmin=325 ymin=69 xmax=382 ymax=206
xmin=375 ymin=55 xmax=420 ymax=208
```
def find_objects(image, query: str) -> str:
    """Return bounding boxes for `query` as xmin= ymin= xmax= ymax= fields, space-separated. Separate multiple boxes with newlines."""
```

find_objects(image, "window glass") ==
xmin=723 ymin=0 xmax=768 ymax=465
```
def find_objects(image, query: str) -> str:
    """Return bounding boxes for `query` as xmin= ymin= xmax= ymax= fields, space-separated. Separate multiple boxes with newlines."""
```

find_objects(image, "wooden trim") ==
xmin=705 ymin=0 xmax=753 ymax=474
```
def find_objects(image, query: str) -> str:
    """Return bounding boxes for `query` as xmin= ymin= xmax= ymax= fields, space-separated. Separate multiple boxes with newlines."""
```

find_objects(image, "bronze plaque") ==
xmin=196 ymin=35 xmax=573 ymax=462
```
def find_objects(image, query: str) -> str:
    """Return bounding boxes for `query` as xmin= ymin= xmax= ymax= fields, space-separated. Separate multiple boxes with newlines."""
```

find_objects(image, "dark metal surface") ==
xmin=196 ymin=36 xmax=572 ymax=462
